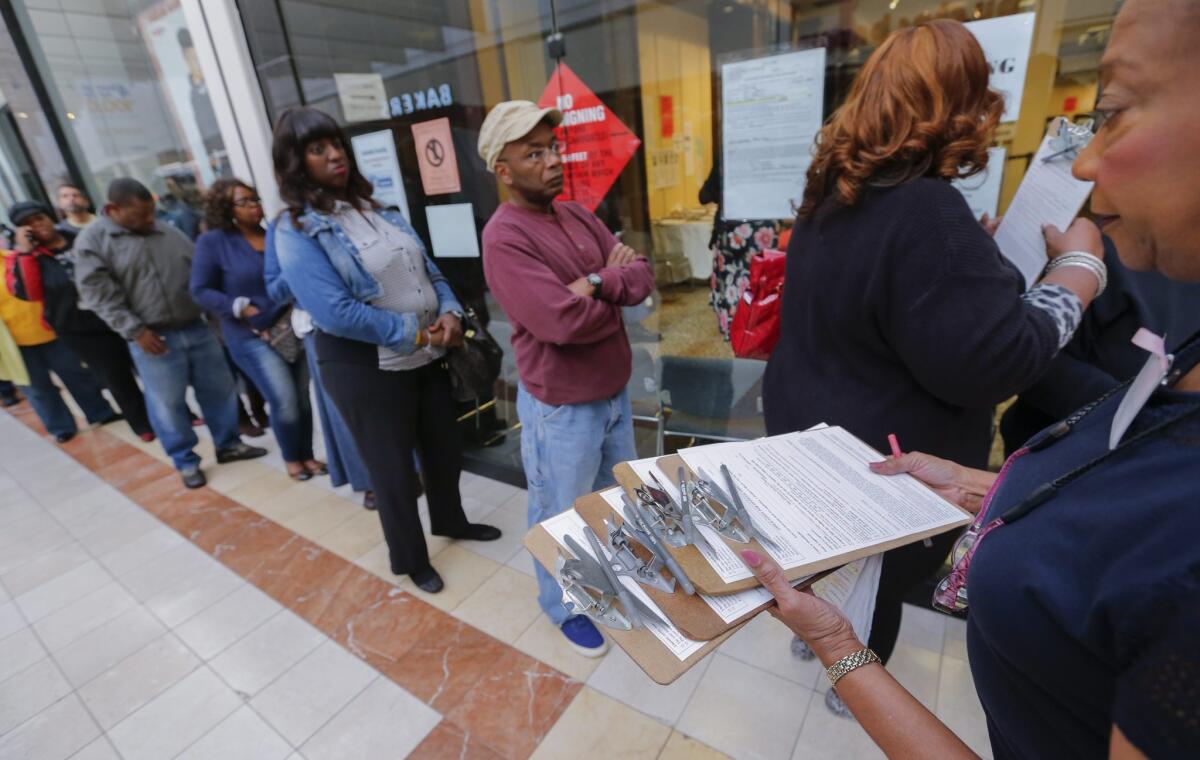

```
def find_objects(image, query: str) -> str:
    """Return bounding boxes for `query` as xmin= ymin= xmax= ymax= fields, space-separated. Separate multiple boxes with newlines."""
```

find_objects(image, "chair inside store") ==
xmin=627 ymin=345 xmax=664 ymax=454
xmin=659 ymin=355 xmax=766 ymax=451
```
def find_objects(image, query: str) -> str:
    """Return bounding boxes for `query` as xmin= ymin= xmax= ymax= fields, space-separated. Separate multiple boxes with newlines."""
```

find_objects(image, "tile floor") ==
xmin=0 ymin=403 xmax=992 ymax=759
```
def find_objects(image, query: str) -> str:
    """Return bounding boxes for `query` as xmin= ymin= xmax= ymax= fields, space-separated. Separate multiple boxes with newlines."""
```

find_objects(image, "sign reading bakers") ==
xmin=965 ymin=12 xmax=1036 ymax=123
xmin=537 ymin=63 xmax=641 ymax=212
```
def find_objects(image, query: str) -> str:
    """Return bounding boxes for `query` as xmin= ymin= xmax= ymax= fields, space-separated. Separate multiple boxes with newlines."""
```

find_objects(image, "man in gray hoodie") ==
xmin=74 ymin=178 xmax=265 ymax=488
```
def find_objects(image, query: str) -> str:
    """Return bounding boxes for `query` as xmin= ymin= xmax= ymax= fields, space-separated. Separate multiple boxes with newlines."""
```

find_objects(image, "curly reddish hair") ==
xmin=798 ymin=19 xmax=1003 ymax=218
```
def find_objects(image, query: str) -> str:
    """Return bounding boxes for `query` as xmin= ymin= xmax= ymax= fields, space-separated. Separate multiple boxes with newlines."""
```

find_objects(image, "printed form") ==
xmin=677 ymin=427 xmax=969 ymax=571
xmin=994 ymin=118 xmax=1095 ymax=288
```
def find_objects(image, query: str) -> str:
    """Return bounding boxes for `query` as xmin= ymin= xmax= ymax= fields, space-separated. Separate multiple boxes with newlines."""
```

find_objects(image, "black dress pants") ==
xmin=867 ymin=529 xmax=960 ymax=663
xmin=316 ymin=332 xmax=469 ymax=575
xmin=65 ymin=331 xmax=153 ymax=436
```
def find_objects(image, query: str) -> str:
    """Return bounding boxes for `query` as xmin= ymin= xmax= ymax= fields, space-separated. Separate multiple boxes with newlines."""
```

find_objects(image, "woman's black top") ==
xmin=968 ymin=332 xmax=1200 ymax=758
xmin=763 ymin=178 xmax=1061 ymax=468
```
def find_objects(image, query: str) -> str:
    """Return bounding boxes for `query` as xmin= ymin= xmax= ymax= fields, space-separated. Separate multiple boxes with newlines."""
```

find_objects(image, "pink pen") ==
xmin=888 ymin=433 xmax=902 ymax=458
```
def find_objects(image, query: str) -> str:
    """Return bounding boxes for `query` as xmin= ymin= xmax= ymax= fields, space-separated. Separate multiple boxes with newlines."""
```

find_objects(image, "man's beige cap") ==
xmin=477 ymin=100 xmax=562 ymax=173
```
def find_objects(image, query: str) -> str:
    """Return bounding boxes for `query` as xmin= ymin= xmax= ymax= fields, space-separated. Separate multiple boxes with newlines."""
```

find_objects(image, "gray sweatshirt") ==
xmin=73 ymin=216 xmax=203 ymax=340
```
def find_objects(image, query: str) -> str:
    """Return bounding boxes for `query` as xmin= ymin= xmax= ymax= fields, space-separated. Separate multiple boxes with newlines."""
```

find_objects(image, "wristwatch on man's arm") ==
xmin=586 ymin=273 xmax=603 ymax=298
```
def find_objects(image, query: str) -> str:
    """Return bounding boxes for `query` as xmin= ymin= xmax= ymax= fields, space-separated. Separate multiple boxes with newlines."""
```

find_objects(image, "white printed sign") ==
xmin=965 ymin=13 xmax=1036 ymax=123
xmin=350 ymin=129 xmax=410 ymax=219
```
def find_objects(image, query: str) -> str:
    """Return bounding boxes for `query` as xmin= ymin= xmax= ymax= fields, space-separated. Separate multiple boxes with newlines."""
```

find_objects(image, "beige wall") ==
xmin=636 ymin=3 xmax=713 ymax=221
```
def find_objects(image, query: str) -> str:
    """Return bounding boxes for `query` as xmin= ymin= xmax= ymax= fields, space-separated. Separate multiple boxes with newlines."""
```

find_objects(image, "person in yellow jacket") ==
xmin=0 ymin=250 xmax=117 ymax=441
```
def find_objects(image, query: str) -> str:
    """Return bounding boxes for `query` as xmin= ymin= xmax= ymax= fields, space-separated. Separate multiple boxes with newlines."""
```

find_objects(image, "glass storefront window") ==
xmin=236 ymin=0 xmax=1121 ymax=477
xmin=11 ymin=0 xmax=231 ymax=219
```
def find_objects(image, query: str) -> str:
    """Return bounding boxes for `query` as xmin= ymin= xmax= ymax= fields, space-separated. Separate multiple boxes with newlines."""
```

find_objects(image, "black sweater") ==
xmin=763 ymin=178 xmax=1061 ymax=469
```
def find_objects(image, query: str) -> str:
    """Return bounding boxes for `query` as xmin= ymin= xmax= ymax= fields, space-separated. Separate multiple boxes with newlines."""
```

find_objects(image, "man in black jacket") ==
xmin=7 ymin=200 xmax=154 ymax=440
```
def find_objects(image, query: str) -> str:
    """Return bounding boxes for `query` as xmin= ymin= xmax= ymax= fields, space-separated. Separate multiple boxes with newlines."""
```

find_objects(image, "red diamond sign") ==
xmin=538 ymin=63 xmax=641 ymax=212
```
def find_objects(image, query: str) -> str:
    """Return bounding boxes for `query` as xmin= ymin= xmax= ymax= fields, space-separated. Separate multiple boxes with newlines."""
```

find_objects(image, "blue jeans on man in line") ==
xmin=517 ymin=384 xmax=637 ymax=625
xmin=18 ymin=340 xmax=117 ymax=437
xmin=127 ymin=321 xmax=240 ymax=470
xmin=226 ymin=336 xmax=314 ymax=463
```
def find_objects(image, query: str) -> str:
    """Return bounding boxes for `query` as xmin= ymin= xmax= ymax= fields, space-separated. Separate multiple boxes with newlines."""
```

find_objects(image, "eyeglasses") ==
xmin=233 ymin=197 xmax=262 ymax=208
xmin=497 ymin=141 xmax=562 ymax=166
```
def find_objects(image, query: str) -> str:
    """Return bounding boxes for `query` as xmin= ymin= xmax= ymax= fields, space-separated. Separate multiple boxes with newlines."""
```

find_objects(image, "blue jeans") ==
xmin=127 ymin=321 xmax=240 ymax=470
xmin=227 ymin=336 xmax=314 ymax=462
xmin=304 ymin=334 xmax=372 ymax=491
xmin=517 ymin=384 xmax=636 ymax=624
xmin=18 ymin=340 xmax=117 ymax=437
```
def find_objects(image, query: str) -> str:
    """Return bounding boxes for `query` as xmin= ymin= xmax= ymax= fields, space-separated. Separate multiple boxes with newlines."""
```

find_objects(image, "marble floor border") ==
xmin=4 ymin=404 xmax=579 ymax=760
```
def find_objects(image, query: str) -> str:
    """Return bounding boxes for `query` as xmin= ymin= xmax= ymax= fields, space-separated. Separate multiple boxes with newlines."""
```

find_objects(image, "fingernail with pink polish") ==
xmin=740 ymin=550 xmax=763 ymax=567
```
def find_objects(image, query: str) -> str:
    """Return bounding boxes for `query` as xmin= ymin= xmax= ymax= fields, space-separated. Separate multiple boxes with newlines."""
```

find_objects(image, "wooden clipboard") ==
xmin=573 ymin=492 xmax=776 ymax=641
xmin=614 ymin=453 xmax=972 ymax=595
xmin=523 ymin=522 xmax=743 ymax=685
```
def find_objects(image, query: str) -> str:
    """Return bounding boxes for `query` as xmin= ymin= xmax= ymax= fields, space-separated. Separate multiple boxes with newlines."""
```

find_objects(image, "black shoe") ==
xmin=239 ymin=423 xmax=266 ymax=438
xmin=362 ymin=490 xmax=377 ymax=510
xmin=442 ymin=523 xmax=502 ymax=542
xmin=181 ymin=465 xmax=207 ymax=489
xmin=410 ymin=566 xmax=444 ymax=593
xmin=54 ymin=431 xmax=76 ymax=444
xmin=216 ymin=442 xmax=268 ymax=464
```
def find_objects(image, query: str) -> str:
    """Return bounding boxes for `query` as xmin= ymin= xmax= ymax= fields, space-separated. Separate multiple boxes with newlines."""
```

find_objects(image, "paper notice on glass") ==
xmin=540 ymin=509 xmax=704 ymax=661
xmin=426 ymin=203 xmax=480 ymax=258
xmin=964 ymin=13 xmax=1036 ymax=122
xmin=411 ymin=117 xmax=461 ymax=195
xmin=350 ymin=130 xmax=410 ymax=219
xmin=676 ymin=427 xmax=969 ymax=572
xmin=334 ymin=73 xmax=389 ymax=123
xmin=993 ymin=119 xmax=1095 ymax=288
xmin=953 ymin=147 xmax=1007 ymax=221
xmin=597 ymin=487 xmax=774 ymax=624
xmin=721 ymin=47 xmax=826 ymax=220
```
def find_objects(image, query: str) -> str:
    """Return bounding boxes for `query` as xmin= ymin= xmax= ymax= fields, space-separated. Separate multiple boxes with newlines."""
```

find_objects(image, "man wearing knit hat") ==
xmin=479 ymin=100 xmax=655 ymax=657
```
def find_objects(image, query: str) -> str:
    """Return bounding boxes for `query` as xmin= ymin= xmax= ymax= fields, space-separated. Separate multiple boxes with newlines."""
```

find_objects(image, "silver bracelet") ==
xmin=826 ymin=647 xmax=881 ymax=686
xmin=1045 ymin=251 xmax=1107 ymax=297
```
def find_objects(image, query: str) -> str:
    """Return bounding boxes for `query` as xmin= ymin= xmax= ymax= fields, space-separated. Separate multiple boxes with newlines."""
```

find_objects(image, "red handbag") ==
xmin=729 ymin=249 xmax=786 ymax=360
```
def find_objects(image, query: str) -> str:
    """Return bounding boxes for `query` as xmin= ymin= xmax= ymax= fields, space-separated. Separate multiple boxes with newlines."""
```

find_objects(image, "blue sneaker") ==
xmin=560 ymin=615 xmax=609 ymax=657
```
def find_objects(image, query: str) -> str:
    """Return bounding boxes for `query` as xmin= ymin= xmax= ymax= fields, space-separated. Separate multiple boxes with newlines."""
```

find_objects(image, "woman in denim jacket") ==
xmin=271 ymin=107 xmax=499 ymax=593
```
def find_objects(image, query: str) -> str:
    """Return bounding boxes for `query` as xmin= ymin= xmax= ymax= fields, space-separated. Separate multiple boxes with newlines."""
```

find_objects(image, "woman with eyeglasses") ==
xmin=761 ymin=18 xmax=1104 ymax=718
xmin=748 ymin=1 xmax=1200 ymax=757
xmin=190 ymin=178 xmax=326 ymax=482
xmin=270 ymin=106 xmax=500 ymax=594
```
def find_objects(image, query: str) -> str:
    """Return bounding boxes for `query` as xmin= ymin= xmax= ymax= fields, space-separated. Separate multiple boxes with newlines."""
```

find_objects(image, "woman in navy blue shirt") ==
xmin=744 ymin=2 xmax=1200 ymax=757
xmin=190 ymin=179 xmax=325 ymax=481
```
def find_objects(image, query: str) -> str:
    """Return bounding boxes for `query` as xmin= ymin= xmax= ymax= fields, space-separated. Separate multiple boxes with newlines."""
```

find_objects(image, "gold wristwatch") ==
xmin=826 ymin=648 xmax=880 ymax=686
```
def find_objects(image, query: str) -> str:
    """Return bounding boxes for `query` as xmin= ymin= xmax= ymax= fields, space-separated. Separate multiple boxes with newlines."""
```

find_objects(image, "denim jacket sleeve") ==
xmin=262 ymin=223 xmax=293 ymax=305
xmin=273 ymin=216 xmax=420 ymax=353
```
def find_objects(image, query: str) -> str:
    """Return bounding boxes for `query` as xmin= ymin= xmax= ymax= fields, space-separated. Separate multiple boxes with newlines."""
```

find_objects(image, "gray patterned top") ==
xmin=333 ymin=202 xmax=444 ymax=371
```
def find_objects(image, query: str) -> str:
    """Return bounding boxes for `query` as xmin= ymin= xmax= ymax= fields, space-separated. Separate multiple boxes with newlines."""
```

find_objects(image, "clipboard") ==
xmin=573 ymin=491 xmax=781 ymax=641
xmin=522 ymin=522 xmax=742 ymax=685
xmin=615 ymin=451 xmax=972 ymax=595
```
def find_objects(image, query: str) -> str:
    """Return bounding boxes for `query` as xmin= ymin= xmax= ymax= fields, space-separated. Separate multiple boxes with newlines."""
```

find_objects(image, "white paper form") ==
xmin=624 ymin=457 xmax=753 ymax=583
xmin=678 ymin=427 xmax=969 ymax=571
xmin=811 ymin=554 xmax=882 ymax=643
xmin=993 ymin=118 xmax=1095 ymax=288
xmin=597 ymin=487 xmax=773 ymax=624
xmin=541 ymin=510 xmax=704 ymax=661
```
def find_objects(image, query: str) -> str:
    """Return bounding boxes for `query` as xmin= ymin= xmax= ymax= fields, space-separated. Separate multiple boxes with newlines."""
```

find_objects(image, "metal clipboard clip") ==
xmin=1041 ymin=117 xmax=1095 ymax=164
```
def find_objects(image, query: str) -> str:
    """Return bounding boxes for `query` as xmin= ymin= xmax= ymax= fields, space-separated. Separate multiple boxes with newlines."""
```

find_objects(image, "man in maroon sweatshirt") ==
xmin=479 ymin=100 xmax=655 ymax=657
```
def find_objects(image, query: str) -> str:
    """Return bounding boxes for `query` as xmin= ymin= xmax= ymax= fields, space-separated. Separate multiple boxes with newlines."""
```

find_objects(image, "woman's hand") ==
xmin=426 ymin=313 xmax=463 ymax=348
xmin=869 ymin=452 xmax=995 ymax=514
xmin=979 ymin=213 xmax=1002 ymax=237
xmin=741 ymin=550 xmax=862 ymax=663
xmin=14 ymin=227 xmax=35 ymax=254
xmin=1044 ymin=218 xmax=1103 ymax=261
xmin=241 ymin=304 xmax=261 ymax=319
